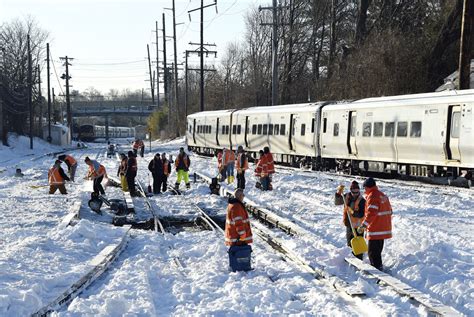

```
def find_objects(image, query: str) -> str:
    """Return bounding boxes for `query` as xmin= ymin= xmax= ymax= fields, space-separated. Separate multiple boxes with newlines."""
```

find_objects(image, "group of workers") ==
xmin=225 ymin=177 xmax=393 ymax=272
xmin=216 ymin=145 xmax=275 ymax=191
xmin=48 ymin=154 xmax=107 ymax=196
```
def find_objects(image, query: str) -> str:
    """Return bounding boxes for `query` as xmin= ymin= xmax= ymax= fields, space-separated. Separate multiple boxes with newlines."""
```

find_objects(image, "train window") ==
xmin=385 ymin=122 xmax=395 ymax=137
xmin=222 ymin=125 xmax=225 ymax=134
xmin=268 ymin=124 xmax=273 ymax=135
xmin=311 ymin=118 xmax=315 ymax=133
xmin=362 ymin=122 xmax=372 ymax=137
xmin=301 ymin=124 xmax=306 ymax=136
xmin=197 ymin=126 xmax=201 ymax=133
xmin=237 ymin=125 xmax=242 ymax=135
xmin=225 ymin=125 xmax=230 ymax=135
xmin=232 ymin=125 xmax=237 ymax=134
xmin=410 ymin=122 xmax=422 ymax=137
xmin=208 ymin=125 xmax=211 ymax=134
xmin=373 ymin=122 xmax=383 ymax=137
xmin=323 ymin=118 xmax=327 ymax=133
xmin=397 ymin=122 xmax=407 ymax=137
xmin=263 ymin=124 xmax=268 ymax=135
xmin=258 ymin=124 xmax=262 ymax=135
xmin=280 ymin=124 xmax=286 ymax=135
xmin=274 ymin=124 xmax=279 ymax=135
xmin=252 ymin=125 xmax=257 ymax=134
xmin=333 ymin=123 xmax=339 ymax=136
xmin=451 ymin=113 xmax=460 ymax=138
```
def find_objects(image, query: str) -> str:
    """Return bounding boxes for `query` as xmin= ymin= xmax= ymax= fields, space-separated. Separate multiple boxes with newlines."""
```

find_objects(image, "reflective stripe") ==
xmin=233 ymin=216 xmax=243 ymax=221
xmin=241 ymin=236 xmax=253 ymax=241
xmin=368 ymin=205 xmax=379 ymax=210
xmin=377 ymin=211 xmax=392 ymax=216
xmin=366 ymin=230 xmax=392 ymax=236
xmin=237 ymin=230 xmax=245 ymax=235
xmin=225 ymin=238 xmax=238 ymax=242
xmin=228 ymin=221 xmax=235 ymax=225
xmin=242 ymin=219 xmax=250 ymax=223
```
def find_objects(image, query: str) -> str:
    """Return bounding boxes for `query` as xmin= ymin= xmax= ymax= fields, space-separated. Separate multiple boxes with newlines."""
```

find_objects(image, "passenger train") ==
xmin=78 ymin=124 xmax=136 ymax=141
xmin=186 ymin=89 xmax=474 ymax=179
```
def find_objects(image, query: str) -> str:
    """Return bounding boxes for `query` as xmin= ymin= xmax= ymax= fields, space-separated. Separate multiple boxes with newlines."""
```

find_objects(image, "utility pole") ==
xmin=147 ymin=44 xmax=155 ymax=104
xmin=188 ymin=0 xmax=217 ymax=112
xmin=46 ymin=43 xmax=52 ymax=142
xmin=59 ymin=56 xmax=73 ymax=142
xmin=155 ymin=21 xmax=161 ymax=107
xmin=259 ymin=0 xmax=285 ymax=106
xmin=27 ymin=34 xmax=33 ymax=149
xmin=37 ymin=64 xmax=43 ymax=137
xmin=162 ymin=13 xmax=169 ymax=107
xmin=185 ymin=47 xmax=217 ymax=116
xmin=172 ymin=0 xmax=180 ymax=137
xmin=459 ymin=0 xmax=473 ymax=90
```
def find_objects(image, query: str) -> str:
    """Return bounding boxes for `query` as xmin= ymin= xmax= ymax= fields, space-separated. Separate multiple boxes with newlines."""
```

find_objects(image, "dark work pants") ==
xmin=140 ymin=147 xmax=144 ymax=157
xmin=152 ymin=174 xmax=163 ymax=194
xmin=161 ymin=176 xmax=168 ymax=192
xmin=368 ymin=239 xmax=384 ymax=270
xmin=237 ymin=172 xmax=246 ymax=189
xmin=127 ymin=172 xmax=137 ymax=196
xmin=93 ymin=175 xmax=105 ymax=195
xmin=346 ymin=226 xmax=363 ymax=260
xmin=261 ymin=176 xmax=270 ymax=190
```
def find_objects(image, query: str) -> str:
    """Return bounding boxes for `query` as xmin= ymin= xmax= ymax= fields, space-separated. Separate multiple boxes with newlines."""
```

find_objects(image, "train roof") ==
xmin=187 ymin=109 xmax=235 ymax=118
xmin=235 ymin=102 xmax=326 ymax=114
xmin=326 ymin=89 xmax=474 ymax=110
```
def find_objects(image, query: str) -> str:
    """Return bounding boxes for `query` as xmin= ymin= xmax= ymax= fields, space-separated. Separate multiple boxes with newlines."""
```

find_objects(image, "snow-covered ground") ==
xmin=0 ymin=135 xmax=471 ymax=316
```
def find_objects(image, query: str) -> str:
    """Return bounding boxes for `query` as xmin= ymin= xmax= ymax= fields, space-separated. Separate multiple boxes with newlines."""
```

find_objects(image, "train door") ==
xmin=347 ymin=111 xmax=358 ymax=155
xmin=446 ymin=105 xmax=461 ymax=161
xmin=289 ymin=114 xmax=298 ymax=152
xmin=216 ymin=118 xmax=220 ymax=146
xmin=244 ymin=116 xmax=249 ymax=148
xmin=192 ymin=119 xmax=196 ymax=144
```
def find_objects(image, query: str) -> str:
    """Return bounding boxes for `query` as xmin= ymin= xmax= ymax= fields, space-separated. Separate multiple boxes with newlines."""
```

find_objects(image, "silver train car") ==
xmin=186 ymin=90 xmax=474 ymax=178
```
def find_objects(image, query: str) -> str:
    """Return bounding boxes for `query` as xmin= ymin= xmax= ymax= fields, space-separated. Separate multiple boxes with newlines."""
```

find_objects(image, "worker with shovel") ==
xmin=357 ymin=177 xmax=393 ymax=271
xmin=335 ymin=180 xmax=366 ymax=259
xmin=48 ymin=160 xmax=71 ymax=194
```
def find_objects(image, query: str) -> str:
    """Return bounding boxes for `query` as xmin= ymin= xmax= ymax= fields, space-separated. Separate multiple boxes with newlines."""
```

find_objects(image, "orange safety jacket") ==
xmin=163 ymin=159 xmax=170 ymax=176
xmin=223 ymin=149 xmax=235 ymax=165
xmin=225 ymin=198 xmax=253 ymax=246
xmin=48 ymin=166 xmax=66 ymax=185
xmin=175 ymin=154 xmax=190 ymax=171
xmin=236 ymin=152 xmax=249 ymax=172
xmin=265 ymin=152 xmax=275 ymax=174
xmin=64 ymin=155 xmax=77 ymax=167
xmin=89 ymin=163 xmax=106 ymax=178
xmin=217 ymin=152 xmax=223 ymax=171
xmin=255 ymin=155 xmax=269 ymax=177
xmin=132 ymin=140 xmax=144 ymax=150
xmin=343 ymin=193 xmax=364 ymax=228
xmin=362 ymin=186 xmax=392 ymax=240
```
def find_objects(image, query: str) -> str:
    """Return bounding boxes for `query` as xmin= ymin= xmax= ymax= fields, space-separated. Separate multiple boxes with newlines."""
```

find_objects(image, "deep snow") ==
xmin=0 ymin=135 xmax=471 ymax=316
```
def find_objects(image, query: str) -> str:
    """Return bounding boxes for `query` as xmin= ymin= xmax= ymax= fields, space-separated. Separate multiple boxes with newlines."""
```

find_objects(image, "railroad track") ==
xmin=193 ymin=170 xmax=461 ymax=316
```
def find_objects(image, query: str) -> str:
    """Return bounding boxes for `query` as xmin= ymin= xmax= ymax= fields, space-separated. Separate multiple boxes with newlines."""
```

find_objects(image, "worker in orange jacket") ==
xmin=58 ymin=154 xmax=77 ymax=182
xmin=223 ymin=147 xmax=235 ymax=184
xmin=335 ymin=180 xmax=366 ymax=259
xmin=256 ymin=150 xmax=271 ymax=191
xmin=84 ymin=156 xmax=107 ymax=196
xmin=235 ymin=145 xmax=249 ymax=189
xmin=48 ymin=160 xmax=70 ymax=194
xmin=225 ymin=188 xmax=253 ymax=271
xmin=254 ymin=150 xmax=264 ymax=189
xmin=132 ymin=139 xmax=145 ymax=157
xmin=357 ymin=177 xmax=392 ymax=271
xmin=216 ymin=149 xmax=226 ymax=181
xmin=263 ymin=146 xmax=274 ymax=190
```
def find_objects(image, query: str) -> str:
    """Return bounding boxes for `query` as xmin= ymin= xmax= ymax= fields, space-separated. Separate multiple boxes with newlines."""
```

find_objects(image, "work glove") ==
xmin=356 ymin=226 xmax=366 ymax=234
xmin=336 ymin=185 xmax=345 ymax=195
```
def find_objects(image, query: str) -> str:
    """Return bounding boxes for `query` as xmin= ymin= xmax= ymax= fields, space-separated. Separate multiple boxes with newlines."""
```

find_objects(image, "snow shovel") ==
xmin=341 ymin=193 xmax=368 ymax=256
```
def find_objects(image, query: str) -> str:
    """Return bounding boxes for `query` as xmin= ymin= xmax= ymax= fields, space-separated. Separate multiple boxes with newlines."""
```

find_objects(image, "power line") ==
xmin=49 ymin=51 xmax=65 ymax=96
xmin=73 ymin=59 xmax=147 ymax=66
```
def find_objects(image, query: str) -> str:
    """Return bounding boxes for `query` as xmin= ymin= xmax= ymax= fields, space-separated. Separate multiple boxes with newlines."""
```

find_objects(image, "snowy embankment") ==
xmin=0 ymin=136 xmax=471 ymax=316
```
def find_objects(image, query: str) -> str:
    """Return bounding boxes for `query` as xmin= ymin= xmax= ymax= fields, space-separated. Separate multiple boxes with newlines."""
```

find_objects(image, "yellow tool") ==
xmin=341 ymin=192 xmax=368 ymax=256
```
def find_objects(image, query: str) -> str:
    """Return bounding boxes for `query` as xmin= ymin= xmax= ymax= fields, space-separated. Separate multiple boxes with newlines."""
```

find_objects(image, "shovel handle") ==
xmin=341 ymin=192 xmax=358 ymax=237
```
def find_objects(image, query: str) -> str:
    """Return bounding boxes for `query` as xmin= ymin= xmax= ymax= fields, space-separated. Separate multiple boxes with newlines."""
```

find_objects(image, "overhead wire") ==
xmin=49 ymin=50 xmax=65 ymax=96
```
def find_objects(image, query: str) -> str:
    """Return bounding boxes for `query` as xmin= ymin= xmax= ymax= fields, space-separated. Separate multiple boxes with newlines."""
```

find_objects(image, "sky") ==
xmin=0 ymin=0 xmax=263 ymax=95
